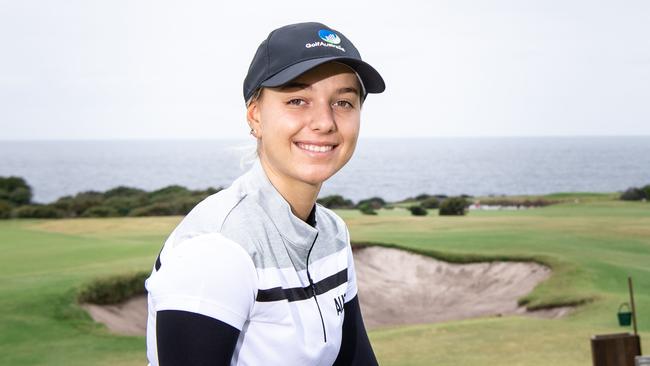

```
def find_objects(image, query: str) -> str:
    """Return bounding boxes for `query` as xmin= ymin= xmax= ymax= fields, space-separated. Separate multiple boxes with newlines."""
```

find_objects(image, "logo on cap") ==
xmin=318 ymin=29 xmax=341 ymax=45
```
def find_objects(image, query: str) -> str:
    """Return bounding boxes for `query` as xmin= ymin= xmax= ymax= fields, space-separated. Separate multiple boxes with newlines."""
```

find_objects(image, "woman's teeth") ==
xmin=296 ymin=143 xmax=334 ymax=152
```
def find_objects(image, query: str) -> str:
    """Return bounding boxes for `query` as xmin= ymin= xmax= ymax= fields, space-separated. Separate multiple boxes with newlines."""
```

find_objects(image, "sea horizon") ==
xmin=1 ymin=136 xmax=649 ymax=204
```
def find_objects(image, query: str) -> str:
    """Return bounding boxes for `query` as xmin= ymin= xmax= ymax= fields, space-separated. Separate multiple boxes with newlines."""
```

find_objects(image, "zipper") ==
xmin=306 ymin=232 xmax=327 ymax=343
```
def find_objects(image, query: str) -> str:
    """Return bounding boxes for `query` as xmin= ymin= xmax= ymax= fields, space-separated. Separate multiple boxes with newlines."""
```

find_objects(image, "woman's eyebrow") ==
xmin=278 ymin=83 xmax=359 ymax=96
xmin=279 ymin=82 xmax=311 ymax=91
xmin=337 ymin=87 xmax=359 ymax=96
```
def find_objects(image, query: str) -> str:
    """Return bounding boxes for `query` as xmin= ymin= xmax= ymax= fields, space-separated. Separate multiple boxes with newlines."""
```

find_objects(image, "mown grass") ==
xmin=0 ymin=195 xmax=649 ymax=365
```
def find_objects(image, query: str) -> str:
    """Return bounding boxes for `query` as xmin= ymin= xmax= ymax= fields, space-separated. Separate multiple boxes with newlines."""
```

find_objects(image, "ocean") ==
xmin=1 ymin=137 xmax=649 ymax=204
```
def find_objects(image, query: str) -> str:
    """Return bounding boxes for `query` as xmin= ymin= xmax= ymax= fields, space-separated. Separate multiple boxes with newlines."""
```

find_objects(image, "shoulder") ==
xmin=147 ymin=232 xmax=258 ymax=330
xmin=165 ymin=181 xmax=248 ymax=246
xmin=156 ymin=232 xmax=257 ymax=283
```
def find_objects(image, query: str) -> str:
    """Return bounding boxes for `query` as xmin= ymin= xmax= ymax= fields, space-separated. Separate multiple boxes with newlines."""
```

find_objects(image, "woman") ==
xmin=145 ymin=21 xmax=385 ymax=365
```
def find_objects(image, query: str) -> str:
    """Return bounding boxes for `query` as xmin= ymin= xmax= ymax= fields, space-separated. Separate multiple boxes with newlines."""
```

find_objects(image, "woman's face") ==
xmin=247 ymin=62 xmax=362 ymax=188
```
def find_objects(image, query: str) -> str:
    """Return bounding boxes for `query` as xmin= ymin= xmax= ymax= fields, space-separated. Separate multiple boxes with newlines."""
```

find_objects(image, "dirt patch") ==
xmin=82 ymin=246 xmax=571 ymax=336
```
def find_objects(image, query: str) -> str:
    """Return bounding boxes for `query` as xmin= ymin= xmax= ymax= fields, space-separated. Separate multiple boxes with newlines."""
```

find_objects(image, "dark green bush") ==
xmin=439 ymin=197 xmax=469 ymax=216
xmin=477 ymin=198 xmax=557 ymax=207
xmin=317 ymin=195 xmax=354 ymax=209
xmin=129 ymin=203 xmax=176 ymax=217
xmin=102 ymin=195 xmax=149 ymax=216
xmin=7 ymin=187 xmax=32 ymax=206
xmin=193 ymin=187 xmax=221 ymax=196
xmin=149 ymin=185 xmax=190 ymax=202
xmin=356 ymin=197 xmax=385 ymax=210
xmin=620 ymin=187 xmax=647 ymax=201
xmin=642 ymin=185 xmax=650 ymax=200
xmin=77 ymin=271 xmax=149 ymax=305
xmin=13 ymin=204 xmax=65 ymax=218
xmin=408 ymin=205 xmax=428 ymax=216
xmin=104 ymin=186 xmax=147 ymax=198
xmin=0 ymin=176 xmax=32 ymax=205
xmin=414 ymin=193 xmax=432 ymax=201
xmin=52 ymin=191 xmax=104 ymax=217
xmin=358 ymin=202 xmax=377 ymax=215
xmin=0 ymin=200 xmax=12 ymax=219
xmin=420 ymin=197 xmax=440 ymax=209
xmin=82 ymin=205 xmax=119 ymax=218
xmin=129 ymin=196 xmax=201 ymax=216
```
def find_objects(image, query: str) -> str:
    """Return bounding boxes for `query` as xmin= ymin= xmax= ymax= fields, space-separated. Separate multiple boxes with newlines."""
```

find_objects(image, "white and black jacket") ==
xmin=145 ymin=158 xmax=377 ymax=365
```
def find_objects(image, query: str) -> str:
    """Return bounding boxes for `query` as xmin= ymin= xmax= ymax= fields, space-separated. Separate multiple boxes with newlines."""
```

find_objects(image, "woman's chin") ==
xmin=296 ymin=166 xmax=337 ymax=186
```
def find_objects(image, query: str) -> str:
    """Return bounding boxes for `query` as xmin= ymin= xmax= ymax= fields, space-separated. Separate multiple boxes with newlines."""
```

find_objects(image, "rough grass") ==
xmin=1 ymin=197 xmax=649 ymax=365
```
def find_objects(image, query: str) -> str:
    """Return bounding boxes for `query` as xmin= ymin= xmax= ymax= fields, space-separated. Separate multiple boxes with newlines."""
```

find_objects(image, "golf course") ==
xmin=1 ymin=192 xmax=648 ymax=365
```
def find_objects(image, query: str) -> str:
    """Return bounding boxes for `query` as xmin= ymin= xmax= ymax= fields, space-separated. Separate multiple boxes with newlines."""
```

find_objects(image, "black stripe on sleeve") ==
xmin=333 ymin=295 xmax=378 ymax=366
xmin=255 ymin=268 xmax=347 ymax=302
xmin=156 ymin=310 xmax=240 ymax=365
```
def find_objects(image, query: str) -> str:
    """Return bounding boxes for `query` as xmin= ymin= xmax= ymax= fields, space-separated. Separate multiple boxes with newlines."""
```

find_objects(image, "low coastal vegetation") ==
xmin=0 ymin=176 xmax=222 ymax=219
xmin=2 ymin=175 xmax=648 ymax=220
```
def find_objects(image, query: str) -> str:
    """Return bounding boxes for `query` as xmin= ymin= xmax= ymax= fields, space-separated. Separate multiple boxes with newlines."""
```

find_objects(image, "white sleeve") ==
xmin=147 ymin=232 xmax=258 ymax=330
xmin=344 ymin=227 xmax=358 ymax=303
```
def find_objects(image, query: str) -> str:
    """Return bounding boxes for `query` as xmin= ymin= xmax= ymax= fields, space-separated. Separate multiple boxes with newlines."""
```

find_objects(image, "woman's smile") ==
xmin=294 ymin=141 xmax=339 ymax=156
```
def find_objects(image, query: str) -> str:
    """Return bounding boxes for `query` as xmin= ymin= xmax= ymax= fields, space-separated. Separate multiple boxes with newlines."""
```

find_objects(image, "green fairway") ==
xmin=0 ymin=198 xmax=649 ymax=365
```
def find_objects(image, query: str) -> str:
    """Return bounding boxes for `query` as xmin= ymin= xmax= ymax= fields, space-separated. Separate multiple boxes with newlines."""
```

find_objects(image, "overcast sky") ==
xmin=1 ymin=0 xmax=649 ymax=140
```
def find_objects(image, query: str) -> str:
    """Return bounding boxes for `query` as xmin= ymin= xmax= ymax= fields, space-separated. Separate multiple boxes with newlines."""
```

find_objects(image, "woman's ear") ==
xmin=246 ymin=99 xmax=262 ymax=137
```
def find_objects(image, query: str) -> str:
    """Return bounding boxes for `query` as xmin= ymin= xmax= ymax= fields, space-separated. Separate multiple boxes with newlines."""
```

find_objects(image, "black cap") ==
xmin=243 ymin=22 xmax=385 ymax=103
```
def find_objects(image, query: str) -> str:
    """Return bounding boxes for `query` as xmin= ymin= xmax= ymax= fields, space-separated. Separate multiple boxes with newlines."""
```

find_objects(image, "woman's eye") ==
xmin=335 ymin=100 xmax=354 ymax=108
xmin=287 ymin=99 xmax=306 ymax=106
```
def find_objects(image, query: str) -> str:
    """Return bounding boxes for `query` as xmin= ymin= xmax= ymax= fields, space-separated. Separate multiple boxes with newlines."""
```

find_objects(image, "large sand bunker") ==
xmin=354 ymin=246 xmax=570 ymax=328
xmin=82 ymin=246 xmax=571 ymax=336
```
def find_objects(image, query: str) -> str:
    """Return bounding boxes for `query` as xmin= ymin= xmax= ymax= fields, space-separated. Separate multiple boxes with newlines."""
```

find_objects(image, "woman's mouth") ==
xmin=294 ymin=142 xmax=338 ymax=155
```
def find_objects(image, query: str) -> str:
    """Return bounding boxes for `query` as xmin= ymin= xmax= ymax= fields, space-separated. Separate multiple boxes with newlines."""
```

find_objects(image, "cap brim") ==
xmin=260 ymin=56 xmax=385 ymax=94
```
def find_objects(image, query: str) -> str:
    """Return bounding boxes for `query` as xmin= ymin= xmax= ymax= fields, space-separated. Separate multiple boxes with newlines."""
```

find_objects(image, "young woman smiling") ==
xmin=145 ymin=22 xmax=385 ymax=366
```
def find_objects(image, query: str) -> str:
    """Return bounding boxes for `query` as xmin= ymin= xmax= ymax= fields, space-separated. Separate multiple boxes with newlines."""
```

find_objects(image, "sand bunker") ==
xmin=82 ymin=246 xmax=571 ymax=336
xmin=354 ymin=246 xmax=569 ymax=328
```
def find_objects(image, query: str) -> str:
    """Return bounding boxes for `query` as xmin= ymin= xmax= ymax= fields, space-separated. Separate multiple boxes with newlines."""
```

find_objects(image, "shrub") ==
xmin=52 ymin=191 xmax=105 ymax=217
xmin=192 ymin=187 xmax=221 ymax=196
xmin=77 ymin=271 xmax=149 ymax=305
xmin=13 ymin=204 xmax=65 ymax=218
xmin=149 ymin=185 xmax=190 ymax=202
xmin=102 ymin=195 xmax=148 ymax=216
xmin=414 ymin=193 xmax=432 ymax=201
xmin=358 ymin=202 xmax=377 ymax=215
xmin=408 ymin=205 xmax=428 ymax=216
xmin=129 ymin=196 xmax=201 ymax=216
xmin=82 ymin=205 xmax=119 ymax=218
xmin=356 ymin=197 xmax=385 ymax=210
xmin=420 ymin=197 xmax=440 ymax=209
xmin=477 ymin=198 xmax=558 ymax=207
xmin=104 ymin=186 xmax=147 ymax=198
xmin=620 ymin=187 xmax=647 ymax=201
xmin=0 ymin=200 xmax=12 ymax=219
xmin=0 ymin=176 xmax=32 ymax=205
xmin=317 ymin=195 xmax=354 ymax=209
xmin=439 ymin=197 xmax=469 ymax=216
xmin=129 ymin=203 xmax=176 ymax=217
xmin=641 ymin=185 xmax=650 ymax=200
xmin=8 ymin=187 xmax=32 ymax=206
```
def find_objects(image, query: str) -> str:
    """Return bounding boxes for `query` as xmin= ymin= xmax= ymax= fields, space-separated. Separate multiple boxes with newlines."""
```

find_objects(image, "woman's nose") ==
xmin=308 ymin=101 xmax=337 ymax=133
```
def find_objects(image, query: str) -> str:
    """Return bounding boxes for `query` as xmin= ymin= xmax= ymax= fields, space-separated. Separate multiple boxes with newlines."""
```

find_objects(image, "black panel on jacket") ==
xmin=333 ymin=295 xmax=379 ymax=366
xmin=156 ymin=310 xmax=240 ymax=366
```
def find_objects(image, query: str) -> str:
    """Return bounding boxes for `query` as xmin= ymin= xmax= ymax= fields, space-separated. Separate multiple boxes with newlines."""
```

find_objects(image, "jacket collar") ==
xmin=241 ymin=158 xmax=319 ymax=252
